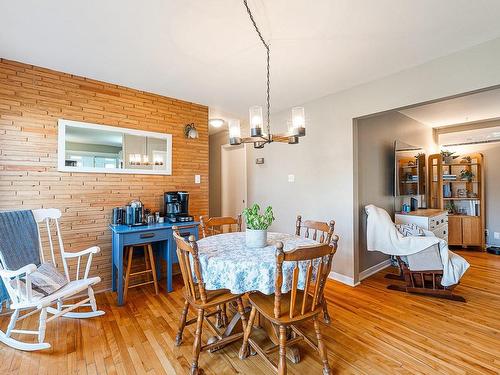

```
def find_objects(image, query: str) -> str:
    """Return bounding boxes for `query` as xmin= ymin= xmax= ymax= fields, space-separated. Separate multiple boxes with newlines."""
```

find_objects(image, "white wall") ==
xmin=247 ymin=37 xmax=500 ymax=285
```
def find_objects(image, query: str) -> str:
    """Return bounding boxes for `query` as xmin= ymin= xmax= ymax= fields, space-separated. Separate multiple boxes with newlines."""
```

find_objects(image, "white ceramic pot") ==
xmin=246 ymin=229 xmax=268 ymax=248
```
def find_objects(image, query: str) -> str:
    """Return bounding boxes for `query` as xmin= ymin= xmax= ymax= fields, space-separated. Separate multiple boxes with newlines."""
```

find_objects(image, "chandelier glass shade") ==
xmin=228 ymin=1 xmax=306 ymax=149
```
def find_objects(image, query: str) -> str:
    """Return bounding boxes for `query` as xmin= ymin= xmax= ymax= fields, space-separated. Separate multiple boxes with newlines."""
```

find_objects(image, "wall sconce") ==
xmin=184 ymin=123 xmax=199 ymax=139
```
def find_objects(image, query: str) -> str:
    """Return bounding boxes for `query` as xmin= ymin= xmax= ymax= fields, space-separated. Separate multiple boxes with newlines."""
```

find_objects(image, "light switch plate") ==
xmin=495 ymin=232 xmax=500 ymax=240
xmin=195 ymin=175 xmax=201 ymax=184
xmin=288 ymin=174 xmax=295 ymax=183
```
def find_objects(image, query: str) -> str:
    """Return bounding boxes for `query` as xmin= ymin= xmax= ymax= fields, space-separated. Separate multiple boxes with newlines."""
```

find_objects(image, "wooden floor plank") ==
xmin=0 ymin=250 xmax=498 ymax=374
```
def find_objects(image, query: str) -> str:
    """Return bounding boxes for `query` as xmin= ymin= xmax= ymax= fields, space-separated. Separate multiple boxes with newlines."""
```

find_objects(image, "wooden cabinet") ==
xmin=448 ymin=216 xmax=463 ymax=245
xmin=448 ymin=215 xmax=482 ymax=246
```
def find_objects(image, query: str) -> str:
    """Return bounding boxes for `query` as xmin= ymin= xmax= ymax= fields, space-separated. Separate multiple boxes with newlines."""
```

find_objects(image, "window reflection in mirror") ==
xmin=65 ymin=126 xmax=123 ymax=169
xmin=59 ymin=119 xmax=172 ymax=175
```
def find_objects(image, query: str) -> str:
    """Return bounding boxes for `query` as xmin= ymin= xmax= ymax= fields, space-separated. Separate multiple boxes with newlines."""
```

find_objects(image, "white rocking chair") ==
xmin=0 ymin=208 xmax=104 ymax=351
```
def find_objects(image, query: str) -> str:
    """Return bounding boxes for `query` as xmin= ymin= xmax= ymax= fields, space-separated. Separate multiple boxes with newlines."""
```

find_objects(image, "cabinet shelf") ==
xmin=443 ymin=197 xmax=481 ymax=200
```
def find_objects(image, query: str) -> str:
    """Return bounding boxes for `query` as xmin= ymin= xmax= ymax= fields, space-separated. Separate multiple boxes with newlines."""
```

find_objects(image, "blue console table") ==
xmin=109 ymin=221 xmax=199 ymax=305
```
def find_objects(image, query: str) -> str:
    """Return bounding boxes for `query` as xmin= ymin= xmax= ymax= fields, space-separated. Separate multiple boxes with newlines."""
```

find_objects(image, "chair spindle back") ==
xmin=295 ymin=215 xmax=335 ymax=244
xmin=173 ymin=226 xmax=207 ymax=304
xmin=200 ymin=215 xmax=242 ymax=238
xmin=274 ymin=235 xmax=338 ymax=320
xmin=32 ymin=209 xmax=71 ymax=282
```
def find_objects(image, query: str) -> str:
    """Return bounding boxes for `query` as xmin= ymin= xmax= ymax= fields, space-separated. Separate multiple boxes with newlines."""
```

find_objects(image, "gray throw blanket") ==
xmin=0 ymin=210 xmax=41 ymax=309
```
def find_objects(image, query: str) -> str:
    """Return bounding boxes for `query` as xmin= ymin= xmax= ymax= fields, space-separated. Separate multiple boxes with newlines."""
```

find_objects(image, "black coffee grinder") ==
xmin=164 ymin=191 xmax=194 ymax=223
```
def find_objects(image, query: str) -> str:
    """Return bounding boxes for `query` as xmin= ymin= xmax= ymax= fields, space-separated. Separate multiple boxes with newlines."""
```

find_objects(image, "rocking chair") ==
xmin=386 ymin=254 xmax=466 ymax=302
xmin=0 ymin=209 xmax=104 ymax=351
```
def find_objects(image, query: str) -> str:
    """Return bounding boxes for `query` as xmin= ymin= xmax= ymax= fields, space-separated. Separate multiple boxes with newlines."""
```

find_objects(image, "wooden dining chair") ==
xmin=200 ymin=215 xmax=242 ymax=238
xmin=239 ymin=236 xmax=339 ymax=375
xmin=295 ymin=215 xmax=335 ymax=324
xmin=172 ymin=227 xmax=248 ymax=375
xmin=199 ymin=214 xmax=242 ymax=327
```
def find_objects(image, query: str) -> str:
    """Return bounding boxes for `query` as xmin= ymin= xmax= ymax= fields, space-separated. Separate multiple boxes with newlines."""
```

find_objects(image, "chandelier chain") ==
xmin=243 ymin=0 xmax=271 ymax=136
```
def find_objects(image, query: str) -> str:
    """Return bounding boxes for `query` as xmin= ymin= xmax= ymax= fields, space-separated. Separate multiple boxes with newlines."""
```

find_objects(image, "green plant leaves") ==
xmin=242 ymin=203 xmax=275 ymax=230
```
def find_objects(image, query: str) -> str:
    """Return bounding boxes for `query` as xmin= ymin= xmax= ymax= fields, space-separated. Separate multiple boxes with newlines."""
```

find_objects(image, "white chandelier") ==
xmin=229 ymin=0 xmax=306 ymax=149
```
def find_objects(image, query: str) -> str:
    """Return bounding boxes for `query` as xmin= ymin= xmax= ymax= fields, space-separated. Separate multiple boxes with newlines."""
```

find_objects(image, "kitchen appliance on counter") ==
xmin=164 ymin=191 xmax=194 ymax=222
xmin=111 ymin=207 xmax=125 ymax=226
xmin=125 ymin=199 xmax=144 ymax=226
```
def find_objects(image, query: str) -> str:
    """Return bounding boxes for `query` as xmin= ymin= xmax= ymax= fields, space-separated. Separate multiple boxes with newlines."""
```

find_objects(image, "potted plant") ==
xmin=460 ymin=169 xmax=474 ymax=182
xmin=242 ymin=203 xmax=275 ymax=248
xmin=440 ymin=150 xmax=458 ymax=164
xmin=445 ymin=201 xmax=456 ymax=214
xmin=460 ymin=156 xmax=472 ymax=164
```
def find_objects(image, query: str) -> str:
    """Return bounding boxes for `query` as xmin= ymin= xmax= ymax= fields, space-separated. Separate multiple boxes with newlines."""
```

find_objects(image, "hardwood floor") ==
xmin=0 ymin=250 xmax=499 ymax=374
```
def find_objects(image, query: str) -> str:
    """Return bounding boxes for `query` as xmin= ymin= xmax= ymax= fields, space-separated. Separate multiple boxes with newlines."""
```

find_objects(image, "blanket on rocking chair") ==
xmin=365 ymin=205 xmax=470 ymax=287
xmin=0 ymin=210 xmax=41 ymax=311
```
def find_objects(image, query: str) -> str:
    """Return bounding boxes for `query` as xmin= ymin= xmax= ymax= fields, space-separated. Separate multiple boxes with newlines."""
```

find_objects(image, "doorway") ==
xmin=221 ymin=144 xmax=247 ymax=218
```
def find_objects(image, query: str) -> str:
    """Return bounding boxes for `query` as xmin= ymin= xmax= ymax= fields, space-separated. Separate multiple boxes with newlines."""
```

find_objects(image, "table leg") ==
xmin=117 ymin=240 xmax=124 ymax=306
xmin=111 ymin=233 xmax=117 ymax=292
xmin=166 ymin=239 xmax=173 ymax=293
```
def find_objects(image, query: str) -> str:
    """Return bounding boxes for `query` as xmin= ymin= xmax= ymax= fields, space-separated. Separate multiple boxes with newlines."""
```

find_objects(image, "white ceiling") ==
xmin=400 ymin=88 xmax=500 ymax=127
xmin=2 ymin=0 xmax=500 ymax=130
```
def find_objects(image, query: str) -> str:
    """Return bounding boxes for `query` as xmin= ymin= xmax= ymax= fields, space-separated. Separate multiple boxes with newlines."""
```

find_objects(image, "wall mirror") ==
xmin=58 ymin=119 xmax=172 ymax=175
xmin=394 ymin=140 xmax=426 ymax=211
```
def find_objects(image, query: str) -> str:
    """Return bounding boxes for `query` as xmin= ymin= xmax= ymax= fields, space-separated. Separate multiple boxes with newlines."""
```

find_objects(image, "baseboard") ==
xmin=359 ymin=259 xmax=392 ymax=281
xmin=328 ymin=271 xmax=360 ymax=287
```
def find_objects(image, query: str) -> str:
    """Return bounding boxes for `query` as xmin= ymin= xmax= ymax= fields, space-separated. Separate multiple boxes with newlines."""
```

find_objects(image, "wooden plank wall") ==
xmin=0 ymin=59 xmax=209 ymax=291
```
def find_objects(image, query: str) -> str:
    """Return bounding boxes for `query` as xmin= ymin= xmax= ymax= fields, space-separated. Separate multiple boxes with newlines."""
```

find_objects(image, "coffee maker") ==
xmin=164 ymin=191 xmax=193 ymax=222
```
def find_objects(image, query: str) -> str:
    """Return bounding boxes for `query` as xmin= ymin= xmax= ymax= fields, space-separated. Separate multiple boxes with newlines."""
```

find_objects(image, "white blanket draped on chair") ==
xmin=365 ymin=204 xmax=470 ymax=287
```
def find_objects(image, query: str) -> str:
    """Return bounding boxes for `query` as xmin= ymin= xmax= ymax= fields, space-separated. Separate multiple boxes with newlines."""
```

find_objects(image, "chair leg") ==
xmin=239 ymin=305 xmax=257 ymax=359
xmin=38 ymin=308 xmax=48 ymax=344
xmin=190 ymin=308 xmax=204 ymax=375
xmin=235 ymin=297 xmax=248 ymax=331
xmin=6 ymin=309 xmax=19 ymax=337
xmin=322 ymin=300 xmax=331 ymax=324
xmin=313 ymin=318 xmax=332 ymax=375
xmin=147 ymin=244 xmax=159 ymax=295
xmin=123 ymin=246 xmax=134 ymax=303
xmin=88 ymin=286 xmax=97 ymax=312
xmin=176 ymin=300 xmax=190 ymax=346
xmin=278 ymin=325 xmax=287 ymax=375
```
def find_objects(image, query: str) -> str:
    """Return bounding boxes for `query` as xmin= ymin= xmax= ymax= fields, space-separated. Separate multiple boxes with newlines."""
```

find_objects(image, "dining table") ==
xmin=196 ymin=231 xmax=320 ymax=362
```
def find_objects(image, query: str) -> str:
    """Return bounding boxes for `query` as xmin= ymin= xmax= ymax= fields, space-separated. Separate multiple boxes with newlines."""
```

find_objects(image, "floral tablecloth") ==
xmin=196 ymin=232 xmax=319 ymax=295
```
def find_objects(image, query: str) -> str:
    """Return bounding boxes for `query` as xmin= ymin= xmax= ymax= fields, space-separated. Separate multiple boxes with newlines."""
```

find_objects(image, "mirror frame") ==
xmin=58 ymin=119 xmax=173 ymax=175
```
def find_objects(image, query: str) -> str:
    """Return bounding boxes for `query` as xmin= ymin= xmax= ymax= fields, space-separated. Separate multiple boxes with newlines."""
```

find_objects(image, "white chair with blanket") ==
xmin=365 ymin=205 xmax=470 ymax=302
xmin=0 ymin=209 xmax=104 ymax=351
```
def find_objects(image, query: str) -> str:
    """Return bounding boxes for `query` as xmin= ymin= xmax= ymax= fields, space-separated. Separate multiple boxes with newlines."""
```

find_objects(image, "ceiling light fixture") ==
xmin=209 ymin=118 xmax=225 ymax=128
xmin=228 ymin=0 xmax=306 ymax=149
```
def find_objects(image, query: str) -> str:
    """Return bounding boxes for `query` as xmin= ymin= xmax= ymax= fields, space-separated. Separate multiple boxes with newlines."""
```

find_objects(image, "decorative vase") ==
xmin=246 ymin=229 xmax=268 ymax=248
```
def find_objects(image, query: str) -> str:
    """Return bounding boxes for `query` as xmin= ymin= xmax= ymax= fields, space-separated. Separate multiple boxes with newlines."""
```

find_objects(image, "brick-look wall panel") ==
xmin=0 ymin=59 xmax=209 ymax=291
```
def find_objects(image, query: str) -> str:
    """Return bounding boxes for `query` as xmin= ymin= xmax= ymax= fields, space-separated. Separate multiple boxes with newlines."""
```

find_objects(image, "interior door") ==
xmin=221 ymin=144 xmax=247 ymax=219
